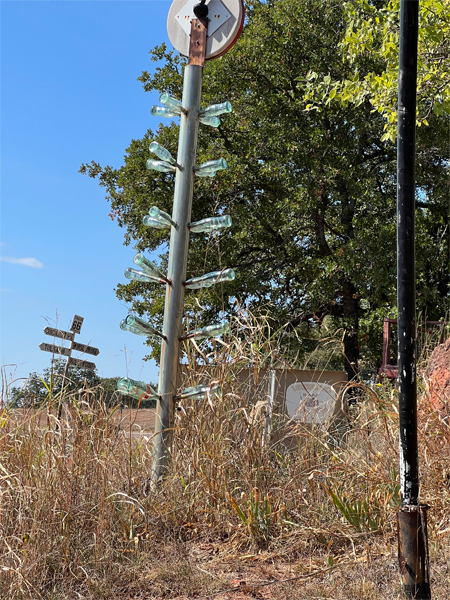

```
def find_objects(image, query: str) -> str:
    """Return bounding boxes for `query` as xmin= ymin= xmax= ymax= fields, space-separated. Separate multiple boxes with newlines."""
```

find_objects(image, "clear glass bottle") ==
xmin=120 ymin=318 xmax=146 ymax=337
xmin=142 ymin=215 xmax=169 ymax=229
xmin=190 ymin=215 xmax=232 ymax=233
xmin=182 ymin=322 xmax=230 ymax=340
xmin=127 ymin=314 xmax=162 ymax=337
xmin=148 ymin=142 xmax=177 ymax=165
xmin=199 ymin=115 xmax=220 ymax=127
xmin=179 ymin=384 xmax=220 ymax=400
xmin=117 ymin=377 xmax=158 ymax=400
xmin=160 ymin=93 xmax=182 ymax=114
xmin=125 ymin=268 xmax=166 ymax=284
xmin=146 ymin=159 xmax=176 ymax=173
xmin=199 ymin=101 xmax=232 ymax=117
xmin=133 ymin=252 xmax=165 ymax=279
xmin=195 ymin=158 xmax=227 ymax=174
xmin=151 ymin=105 xmax=177 ymax=119
xmin=148 ymin=206 xmax=177 ymax=228
xmin=184 ymin=268 xmax=235 ymax=289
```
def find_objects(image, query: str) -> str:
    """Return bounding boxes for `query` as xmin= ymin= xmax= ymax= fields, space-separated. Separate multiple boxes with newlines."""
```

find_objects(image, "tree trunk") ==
xmin=342 ymin=280 xmax=360 ymax=387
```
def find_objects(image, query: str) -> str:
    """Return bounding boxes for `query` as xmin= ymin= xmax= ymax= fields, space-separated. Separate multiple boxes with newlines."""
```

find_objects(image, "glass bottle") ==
xmin=148 ymin=206 xmax=177 ymax=228
xmin=133 ymin=252 xmax=165 ymax=279
xmin=179 ymin=384 xmax=220 ymax=400
xmin=117 ymin=377 xmax=158 ymax=400
xmin=190 ymin=215 xmax=232 ymax=233
xmin=146 ymin=159 xmax=176 ymax=173
xmin=148 ymin=142 xmax=177 ymax=165
xmin=125 ymin=268 xmax=166 ymax=284
xmin=160 ymin=93 xmax=182 ymax=114
xmin=151 ymin=106 xmax=177 ymax=119
xmin=199 ymin=116 xmax=220 ymax=127
xmin=199 ymin=101 xmax=232 ymax=117
xmin=182 ymin=322 xmax=230 ymax=340
xmin=142 ymin=215 xmax=169 ymax=229
xmin=185 ymin=268 xmax=235 ymax=290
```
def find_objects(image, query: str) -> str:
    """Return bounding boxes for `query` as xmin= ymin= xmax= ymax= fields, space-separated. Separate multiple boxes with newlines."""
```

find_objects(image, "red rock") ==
xmin=423 ymin=338 xmax=450 ymax=413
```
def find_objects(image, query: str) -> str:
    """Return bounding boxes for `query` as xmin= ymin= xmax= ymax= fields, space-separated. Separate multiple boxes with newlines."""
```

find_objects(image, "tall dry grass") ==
xmin=1 ymin=315 xmax=449 ymax=599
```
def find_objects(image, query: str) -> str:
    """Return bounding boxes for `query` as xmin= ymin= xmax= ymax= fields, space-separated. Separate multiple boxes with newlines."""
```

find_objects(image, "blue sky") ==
xmin=1 ymin=1 xmax=175 ymax=393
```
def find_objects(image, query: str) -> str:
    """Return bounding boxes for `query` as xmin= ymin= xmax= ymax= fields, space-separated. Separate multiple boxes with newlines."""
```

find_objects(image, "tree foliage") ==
xmin=80 ymin=0 xmax=450 ymax=380
xmin=306 ymin=0 xmax=450 ymax=142
xmin=9 ymin=360 xmax=102 ymax=407
xmin=8 ymin=362 xmax=157 ymax=408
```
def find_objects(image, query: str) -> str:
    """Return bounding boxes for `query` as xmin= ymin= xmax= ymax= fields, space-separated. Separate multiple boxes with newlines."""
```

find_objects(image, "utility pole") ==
xmin=396 ymin=1 xmax=431 ymax=597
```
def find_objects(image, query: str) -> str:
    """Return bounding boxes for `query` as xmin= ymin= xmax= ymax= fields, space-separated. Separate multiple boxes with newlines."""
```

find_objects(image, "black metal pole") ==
xmin=397 ymin=1 xmax=431 ymax=597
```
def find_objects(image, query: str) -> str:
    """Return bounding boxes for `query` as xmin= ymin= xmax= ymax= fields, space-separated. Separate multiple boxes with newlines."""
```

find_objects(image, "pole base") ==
xmin=397 ymin=504 xmax=431 ymax=599
xmin=401 ymin=583 xmax=431 ymax=600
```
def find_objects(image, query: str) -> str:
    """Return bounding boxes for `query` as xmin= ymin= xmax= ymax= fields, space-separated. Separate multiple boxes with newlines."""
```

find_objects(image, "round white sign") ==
xmin=286 ymin=382 xmax=336 ymax=424
xmin=167 ymin=0 xmax=244 ymax=60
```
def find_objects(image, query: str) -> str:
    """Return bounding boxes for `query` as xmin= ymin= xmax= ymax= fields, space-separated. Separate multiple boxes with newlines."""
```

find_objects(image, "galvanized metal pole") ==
xmin=396 ymin=1 xmax=431 ymax=597
xmin=152 ymin=18 xmax=208 ymax=483
xmin=263 ymin=369 xmax=276 ymax=447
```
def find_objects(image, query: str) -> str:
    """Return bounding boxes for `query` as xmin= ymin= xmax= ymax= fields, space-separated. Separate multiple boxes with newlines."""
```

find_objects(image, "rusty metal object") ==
xmin=379 ymin=318 xmax=447 ymax=381
xmin=397 ymin=504 xmax=431 ymax=598
xmin=188 ymin=18 xmax=208 ymax=66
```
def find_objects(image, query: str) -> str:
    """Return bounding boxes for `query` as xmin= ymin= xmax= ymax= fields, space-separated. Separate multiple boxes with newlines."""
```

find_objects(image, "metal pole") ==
xmin=263 ymin=369 xmax=276 ymax=447
xmin=152 ymin=18 xmax=208 ymax=482
xmin=396 ymin=1 xmax=431 ymax=597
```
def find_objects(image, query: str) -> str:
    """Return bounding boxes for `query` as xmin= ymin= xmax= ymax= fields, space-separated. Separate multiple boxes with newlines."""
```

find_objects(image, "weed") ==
xmin=1 ymin=313 xmax=449 ymax=598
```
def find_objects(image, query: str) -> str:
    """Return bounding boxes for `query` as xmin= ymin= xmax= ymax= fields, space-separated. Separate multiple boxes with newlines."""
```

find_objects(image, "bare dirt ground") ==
xmin=8 ymin=407 xmax=156 ymax=437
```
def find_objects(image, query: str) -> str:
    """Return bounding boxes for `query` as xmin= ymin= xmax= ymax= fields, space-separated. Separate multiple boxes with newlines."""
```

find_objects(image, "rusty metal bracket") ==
xmin=397 ymin=504 xmax=431 ymax=599
xmin=188 ymin=18 xmax=208 ymax=67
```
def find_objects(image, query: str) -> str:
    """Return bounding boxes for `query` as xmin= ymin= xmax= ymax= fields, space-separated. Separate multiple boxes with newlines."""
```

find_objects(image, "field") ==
xmin=6 ymin=407 xmax=156 ymax=439
xmin=1 ymin=370 xmax=449 ymax=600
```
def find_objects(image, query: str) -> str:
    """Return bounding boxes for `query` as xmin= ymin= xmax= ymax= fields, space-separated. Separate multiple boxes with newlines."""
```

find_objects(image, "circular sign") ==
xmin=167 ymin=0 xmax=245 ymax=60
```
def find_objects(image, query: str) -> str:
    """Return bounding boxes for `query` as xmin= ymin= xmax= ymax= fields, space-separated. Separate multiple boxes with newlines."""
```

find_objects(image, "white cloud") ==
xmin=0 ymin=256 xmax=44 ymax=269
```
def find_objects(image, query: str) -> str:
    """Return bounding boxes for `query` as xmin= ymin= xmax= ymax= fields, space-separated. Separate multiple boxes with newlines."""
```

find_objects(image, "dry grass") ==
xmin=1 ymin=317 xmax=449 ymax=599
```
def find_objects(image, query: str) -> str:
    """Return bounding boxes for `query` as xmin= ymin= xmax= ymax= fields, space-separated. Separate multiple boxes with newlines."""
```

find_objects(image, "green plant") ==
xmin=325 ymin=486 xmax=382 ymax=532
xmin=230 ymin=488 xmax=286 ymax=546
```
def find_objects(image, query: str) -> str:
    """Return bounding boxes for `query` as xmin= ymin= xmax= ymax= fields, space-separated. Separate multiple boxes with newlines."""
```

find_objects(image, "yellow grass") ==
xmin=1 ymin=322 xmax=449 ymax=599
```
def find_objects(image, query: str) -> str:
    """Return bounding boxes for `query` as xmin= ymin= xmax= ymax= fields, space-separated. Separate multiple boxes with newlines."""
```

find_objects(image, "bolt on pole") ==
xmin=396 ymin=1 xmax=431 ymax=597
xmin=151 ymin=17 xmax=209 ymax=483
